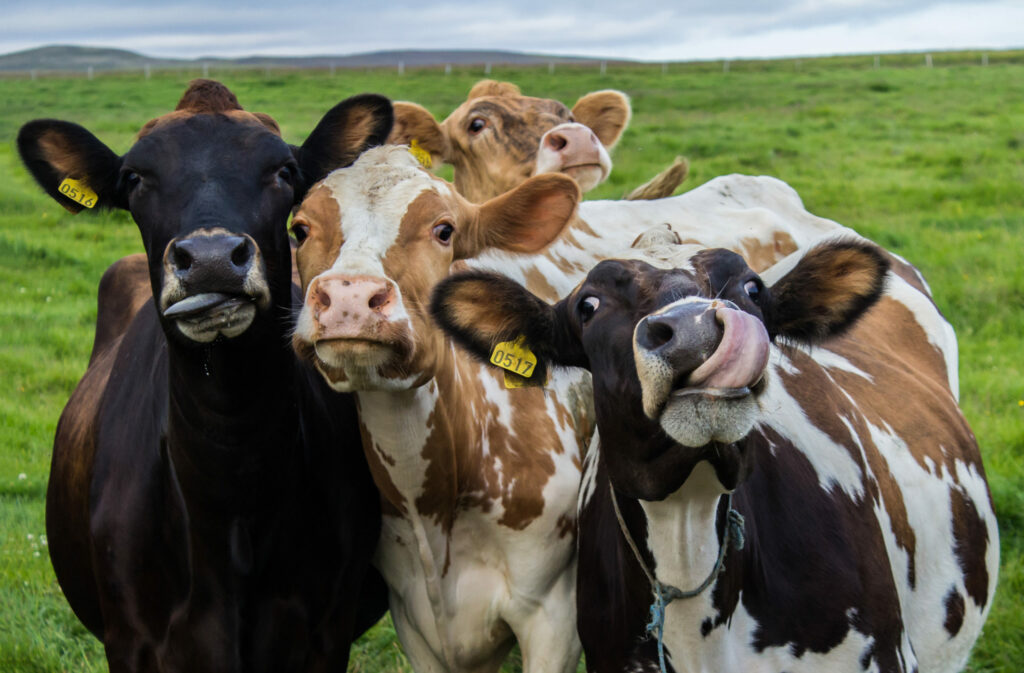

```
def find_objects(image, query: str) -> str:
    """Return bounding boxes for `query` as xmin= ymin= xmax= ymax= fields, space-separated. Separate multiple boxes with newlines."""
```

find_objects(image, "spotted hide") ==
xmin=17 ymin=80 xmax=393 ymax=672
xmin=432 ymin=238 xmax=997 ymax=673
xmin=290 ymin=145 xmax=591 ymax=673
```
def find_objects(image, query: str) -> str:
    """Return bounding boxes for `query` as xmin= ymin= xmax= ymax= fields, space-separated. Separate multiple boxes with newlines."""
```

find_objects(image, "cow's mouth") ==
xmin=306 ymin=336 xmax=417 ymax=392
xmin=314 ymin=337 xmax=397 ymax=368
xmin=164 ymin=292 xmax=257 ymax=343
xmin=561 ymin=163 xmax=606 ymax=184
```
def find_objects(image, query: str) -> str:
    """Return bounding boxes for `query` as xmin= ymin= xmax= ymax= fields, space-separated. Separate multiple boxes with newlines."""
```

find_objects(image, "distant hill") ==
xmin=0 ymin=45 xmax=617 ymax=72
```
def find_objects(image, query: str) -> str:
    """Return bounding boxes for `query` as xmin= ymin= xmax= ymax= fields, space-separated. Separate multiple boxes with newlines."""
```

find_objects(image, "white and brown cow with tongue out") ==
xmin=291 ymin=145 xmax=591 ymax=673
xmin=432 ymin=239 xmax=998 ymax=673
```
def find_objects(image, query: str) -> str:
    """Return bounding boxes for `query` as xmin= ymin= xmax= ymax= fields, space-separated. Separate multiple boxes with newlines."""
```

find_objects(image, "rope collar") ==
xmin=608 ymin=482 xmax=745 ymax=673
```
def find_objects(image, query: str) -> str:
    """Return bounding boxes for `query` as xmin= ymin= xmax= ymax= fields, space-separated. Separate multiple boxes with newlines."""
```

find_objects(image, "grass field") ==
xmin=1 ymin=52 xmax=1021 ymax=671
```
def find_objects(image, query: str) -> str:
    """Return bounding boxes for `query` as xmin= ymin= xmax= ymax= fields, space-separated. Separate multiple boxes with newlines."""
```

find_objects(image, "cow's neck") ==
xmin=354 ymin=345 xmax=485 ymax=521
xmin=637 ymin=460 xmax=729 ymax=599
xmin=164 ymin=309 xmax=297 ymax=521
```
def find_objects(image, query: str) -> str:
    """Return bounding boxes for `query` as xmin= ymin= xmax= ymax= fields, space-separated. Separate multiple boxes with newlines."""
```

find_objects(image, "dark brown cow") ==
xmin=433 ymin=239 xmax=998 ymax=673
xmin=17 ymin=80 xmax=393 ymax=672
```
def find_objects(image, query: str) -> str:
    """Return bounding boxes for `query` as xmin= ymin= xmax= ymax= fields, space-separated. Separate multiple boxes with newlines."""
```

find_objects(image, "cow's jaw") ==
xmin=633 ymin=298 xmax=770 ymax=448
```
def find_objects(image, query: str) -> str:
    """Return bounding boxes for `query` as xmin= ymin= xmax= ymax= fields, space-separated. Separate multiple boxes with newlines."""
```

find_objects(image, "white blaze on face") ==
xmin=294 ymin=147 xmax=453 ymax=391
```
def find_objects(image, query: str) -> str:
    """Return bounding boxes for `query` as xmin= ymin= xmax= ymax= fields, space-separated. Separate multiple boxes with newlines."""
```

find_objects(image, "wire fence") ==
xmin=2 ymin=48 xmax=1023 ymax=82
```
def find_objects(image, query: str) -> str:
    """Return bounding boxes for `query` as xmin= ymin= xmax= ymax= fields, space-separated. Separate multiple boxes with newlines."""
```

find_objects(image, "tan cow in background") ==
xmin=388 ymin=79 xmax=687 ymax=201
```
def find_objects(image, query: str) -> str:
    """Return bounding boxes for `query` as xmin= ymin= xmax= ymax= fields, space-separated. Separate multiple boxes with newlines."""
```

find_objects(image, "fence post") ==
xmin=87 ymin=66 xmax=94 ymax=80
xmin=330 ymin=61 xmax=336 ymax=76
xmin=661 ymin=62 xmax=667 ymax=75
xmin=925 ymin=53 xmax=933 ymax=68
xmin=398 ymin=61 xmax=405 ymax=75
xmin=202 ymin=62 xmax=209 ymax=78
xmin=600 ymin=61 xmax=607 ymax=76
xmin=30 ymin=69 xmax=37 ymax=81
xmin=723 ymin=60 xmax=729 ymax=73
xmin=445 ymin=63 xmax=451 ymax=76
xmin=549 ymin=62 xmax=555 ymax=75
xmin=874 ymin=55 xmax=880 ymax=69
xmin=982 ymin=53 xmax=988 ymax=66
xmin=484 ymin=62 xmax=491 ymax=75
xmin=144 ymin=64 xmax=151 ymax=79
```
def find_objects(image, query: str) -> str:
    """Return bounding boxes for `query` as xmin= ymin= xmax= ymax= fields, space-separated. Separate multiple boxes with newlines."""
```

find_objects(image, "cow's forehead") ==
xmin=454 ymin=95 xmax=571 ymax=122
xmin=584 ymin=259 xmax=698 ymax=298
xmin=136 ymin=109 xmax=280 ymax=140
xmin=313 ymin=146 xmax=456 ymax=264
xmin=124 ymin=115 xmax=290 ymax=172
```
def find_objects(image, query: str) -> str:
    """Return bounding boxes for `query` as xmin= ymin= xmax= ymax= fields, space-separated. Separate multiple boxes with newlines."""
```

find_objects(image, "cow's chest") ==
xmin=374 ymin=511 xmax=551 ymax=669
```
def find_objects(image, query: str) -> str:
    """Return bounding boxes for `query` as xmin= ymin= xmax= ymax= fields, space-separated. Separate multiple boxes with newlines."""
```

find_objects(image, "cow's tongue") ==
xmin=684 ymin=307 xmax=769 ymax=391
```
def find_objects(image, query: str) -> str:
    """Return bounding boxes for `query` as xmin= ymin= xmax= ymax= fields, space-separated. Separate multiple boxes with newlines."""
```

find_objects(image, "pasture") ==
xmin=1 ymin=52 xmax=1021 ymax=671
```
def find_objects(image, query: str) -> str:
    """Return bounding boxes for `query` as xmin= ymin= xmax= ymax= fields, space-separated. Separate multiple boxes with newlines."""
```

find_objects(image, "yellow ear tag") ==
xmin=58 ymin=177 xmax=98 ymax=209
xmin=491 ymin=336 xmax=538 ymax=380
xmin=409 ymin=139 xmax=433 ymax=169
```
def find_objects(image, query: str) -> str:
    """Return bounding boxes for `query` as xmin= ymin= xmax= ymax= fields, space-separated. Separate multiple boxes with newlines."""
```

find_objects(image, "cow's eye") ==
xmin=432 ymin=221 xmax=455 ymax=245
xmin=291 ymin=220 xmax=310 ymax=244
xmin=579 ymin=296 xmax=600 ymax=323
xmin=743 ymin=279 xmax=760 ymax=300
xmin=277 ymin=164 xmax=296 ymax=185
xmin=124 ymin=171 xmax=142 ymax=190
xmin=468 ymin=117 xmax=487 ymax=134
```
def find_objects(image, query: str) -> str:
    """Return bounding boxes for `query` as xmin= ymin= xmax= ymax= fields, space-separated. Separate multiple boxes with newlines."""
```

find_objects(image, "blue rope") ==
xmin=610 ymin=485 xmax=745 ymax=673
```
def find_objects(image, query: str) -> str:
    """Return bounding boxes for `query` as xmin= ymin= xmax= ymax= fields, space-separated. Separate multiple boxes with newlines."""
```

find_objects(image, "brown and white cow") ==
xmin=432 ymin=238 xmax=998 ymax=673
xmin=18 ymin=80 xmax=393 ymax=672
xmin=387 ymin=79 xmax=633 ymax=200
xmin=289 ymin=145 xmax=591 ymax=672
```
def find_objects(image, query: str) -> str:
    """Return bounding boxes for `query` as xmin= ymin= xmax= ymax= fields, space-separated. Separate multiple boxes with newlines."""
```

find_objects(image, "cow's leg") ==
xmin=513 ymin=566 xmax=582 ymax=673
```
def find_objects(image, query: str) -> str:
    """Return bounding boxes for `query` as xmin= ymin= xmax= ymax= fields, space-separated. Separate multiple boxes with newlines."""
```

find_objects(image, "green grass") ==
xmin=1 ymin=53 xmax=1021 ymax=671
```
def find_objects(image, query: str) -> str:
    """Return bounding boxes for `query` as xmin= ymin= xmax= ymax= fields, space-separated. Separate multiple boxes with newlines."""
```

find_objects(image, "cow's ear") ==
xmin=431 ymin=271 xmax=586 ymax=382
xmin=459 ymin=174 xmax=579 ymax=259
xmin=295 ymin=94 xmax=394 ymax=196
xmin=767 ymin=240 xmax=889 ymax=342
xmin=572 ymin=90 xmax=631 ymax=149
xmin=387 ymin=102 xmax=449 ymax=168
xmin=17 ymin=120 xmax=125 ymax=213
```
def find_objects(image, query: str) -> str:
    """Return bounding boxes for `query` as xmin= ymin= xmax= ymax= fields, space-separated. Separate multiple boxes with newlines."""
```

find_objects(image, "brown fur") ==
xmin=175 ymin=79 xmax=243 ymax=113
xmin=37 ymin=131 xmax=89 ymax=188
xmin=738 ymin=231 xmax=799 ymax=273
xmin=568 ymin=90 xmax=631 ymax=149
xmin=388 ymin=80 xmax=630 ymax=202
xmin=467 ymin=79 xmax=522 ymax=99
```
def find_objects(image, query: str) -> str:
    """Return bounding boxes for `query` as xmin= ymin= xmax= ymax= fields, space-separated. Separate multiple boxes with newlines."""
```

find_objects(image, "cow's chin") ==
xmin=560 ymin=164 xmax=606 ymax=192
xmin=658 ymin=391 xmax=761 ymax=448
xmin=310 ymin=338 xmax=418 ymax=393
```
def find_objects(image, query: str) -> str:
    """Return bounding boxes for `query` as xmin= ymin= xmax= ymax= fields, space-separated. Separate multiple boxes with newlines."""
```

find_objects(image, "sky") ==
xmin=1 ymin=0 xmax=1021 ymax=62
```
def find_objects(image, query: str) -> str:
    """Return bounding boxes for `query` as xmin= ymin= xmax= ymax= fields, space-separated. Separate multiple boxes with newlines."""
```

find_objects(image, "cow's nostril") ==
xmin=231 ymin=239 xmax=253 ymax=268
xmin=644 ymin=319 xmax=675 ymax=350
xmin=637 ymin=316 xmax=677 ymax=352
xmin=315 ymin=287 xmax=332 ymax=310
xmin=170 ymin=244 xmax=193 ymax=271
xmin=368 ymin=289 xmax=390 ymax=311
xmin=546 ymin=133 xmax=568 ymax=151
